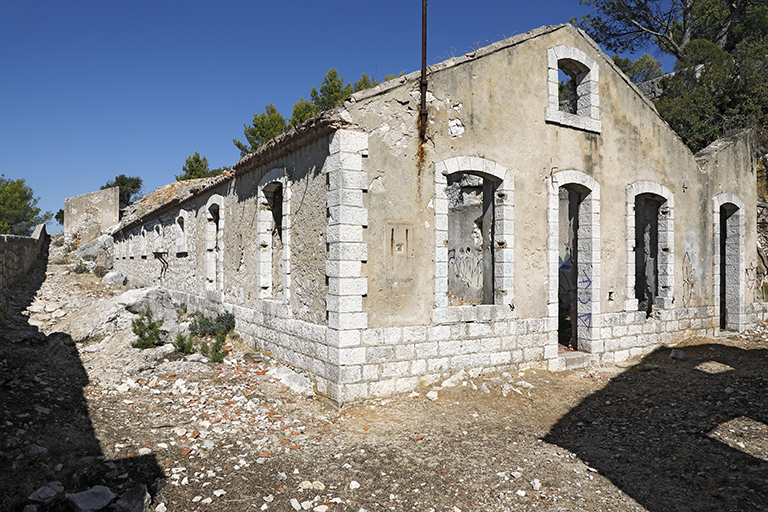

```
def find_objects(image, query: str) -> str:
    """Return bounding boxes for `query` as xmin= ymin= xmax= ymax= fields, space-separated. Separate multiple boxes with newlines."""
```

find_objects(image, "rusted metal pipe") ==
xmin=419 ymin=0 xmax=428 ymax=142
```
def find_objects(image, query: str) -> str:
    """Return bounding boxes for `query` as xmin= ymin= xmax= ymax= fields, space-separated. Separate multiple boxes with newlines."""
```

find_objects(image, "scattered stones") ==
xmin=441 ymin=370 xmax=466 ymax=388
xmin=102 ymin=271 xmax=126 ymax=287
xmin=24 ymin=444 xmax=47 ymax=457
xmin=114 ymin=484 xmax=150 ymax=512
xmin=28 ymin=485 xmax=58 ymax=504
xmin=349 ymin=481 xmax=361 ymax=490
xmin=266 ymin=367 xmax=314 ymax=396
xmin=66 ymin=486 xmax=116 ymax=512
xmin=426 ymin=390 xmax=438 ymax=401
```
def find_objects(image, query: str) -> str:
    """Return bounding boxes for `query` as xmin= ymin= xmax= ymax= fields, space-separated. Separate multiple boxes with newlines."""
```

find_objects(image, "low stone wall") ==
xmin=0 ymin=224 xmax=50 ymax=296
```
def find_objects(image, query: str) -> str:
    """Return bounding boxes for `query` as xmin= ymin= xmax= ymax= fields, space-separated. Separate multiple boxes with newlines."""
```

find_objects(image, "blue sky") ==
xmin=0 ymin=0 xmax=673 ymax=233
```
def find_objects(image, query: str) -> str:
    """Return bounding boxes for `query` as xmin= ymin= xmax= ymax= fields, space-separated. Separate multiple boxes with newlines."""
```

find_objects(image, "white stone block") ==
xmin=428 ymin=325 xmax=451 ymax=341
xmin=338 ymin=346 xmax=366 ymax=365
xmin=328 ymin=205 xmax=368 ymax=226
xmin=326 ymin=260 xmax=362 ymax=278
xmin=327 ymin=225 xmax=364 ymax=244
xmin=329 ymin=129 xmax=367 ymax=154
xmin=415 ymin=342 xmax=438 ymax=358
xmin=328 ymin=277 xmax=367 ymax=296
xmin=327 ymin=189 xmax=364 ymax=208
xmin=328 ymin=312 xmax=368 ymax=330
xmin=326 ymin=294 xmax=363 ymax=313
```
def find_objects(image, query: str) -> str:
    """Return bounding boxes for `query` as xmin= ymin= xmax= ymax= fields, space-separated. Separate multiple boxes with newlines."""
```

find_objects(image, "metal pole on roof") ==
xmin=419 ymin=0 xmax=428 ymax=142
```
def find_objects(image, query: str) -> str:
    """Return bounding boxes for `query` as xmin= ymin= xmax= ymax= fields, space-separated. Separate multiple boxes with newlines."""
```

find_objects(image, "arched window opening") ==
xmin=206 ymin=203 xmax=221 ymax=291
xmin=264 ymin=182 xmax=284 ymax=301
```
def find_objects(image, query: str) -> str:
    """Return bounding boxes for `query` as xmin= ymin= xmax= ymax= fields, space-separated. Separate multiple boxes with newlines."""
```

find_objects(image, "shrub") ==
xmin=199 ymin=341 xmax=210 ymax=357
xmin=52 ymin=239 xmax=64 ymax=247
xmin=190 ymin=311 xmax=236 ymax=337
xmin=174 ymin=333 xmax=195 ymax=354
xmin=94 ymin=266 xmax=108 ymax=278
xmin=81 ymin=254 xmax=97 ymax=262
xmin=65 ymin=242 xmax=77 ymax=253
xmin=217 ymin=312 xmax=236 ymax=333
xmin=131 ymin=306 xmax=164 ymax=350
xmin=210 ymin=333 xmax=227 ymax=363
xmin=73 ymin=263 xmax=88 ymax=274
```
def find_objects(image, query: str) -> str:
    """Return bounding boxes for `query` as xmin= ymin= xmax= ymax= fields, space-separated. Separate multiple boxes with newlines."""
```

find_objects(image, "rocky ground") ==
xmin=1 ymin=242 xmax=766 ymax=512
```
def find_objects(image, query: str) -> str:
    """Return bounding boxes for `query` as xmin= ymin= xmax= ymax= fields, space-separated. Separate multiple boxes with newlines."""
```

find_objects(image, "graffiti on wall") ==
xmin=577 ymin=269 xmax=592 ymax=330
xmin=448 ymin=247 xmax=483 ymax=289
xmin=682 ymin=252 xmax=695 ymax=308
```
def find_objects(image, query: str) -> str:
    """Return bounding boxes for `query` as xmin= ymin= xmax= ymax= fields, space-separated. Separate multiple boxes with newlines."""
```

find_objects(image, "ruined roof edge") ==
xmin=113 ymin=114 xmax=358 ymax=237
xmin=345 ymin=25 xmax=565 ymax=105
xmin=694 ymin=128 xmax=755 ymax=165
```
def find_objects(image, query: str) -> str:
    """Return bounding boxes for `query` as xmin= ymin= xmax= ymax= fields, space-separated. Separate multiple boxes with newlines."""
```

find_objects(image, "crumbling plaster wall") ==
xmin=420 ymin=26 xmax=716 ymax=321
xmin=64 ymin=187 xmax=119 ymax=243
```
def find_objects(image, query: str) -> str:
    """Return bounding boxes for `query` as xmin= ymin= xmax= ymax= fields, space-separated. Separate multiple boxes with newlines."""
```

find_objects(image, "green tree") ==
xmin=612 ymin=53 xmax=663 ymax=83
xmin=233 ymin=104 xmax=288 ymax=157
xmin=290 ymin=97 xmax=319 ymax=127
xmin=102 ymin=174 xmax=143 ymax=209
xmin=55 ymin=208 xmax=64 ymax=225
xmin=353 ymin=73 xmax=379 ymax=92
xmin=175 ymin=151 xmax=224 ymax=181
xmin=0 ymin=175 xmax=52 ymax=235
xmin=310 ymin=68 xmax=353 ymax=111
xmin=654 ymin=36 xmax=768 ymax=152
xmin=574 ymin=0 xmax=766 ymax=60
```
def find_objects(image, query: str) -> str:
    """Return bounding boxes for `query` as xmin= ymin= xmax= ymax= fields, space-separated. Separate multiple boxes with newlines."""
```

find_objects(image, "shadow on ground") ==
xmin=544 ymin=343 xmax=768 ymax=512
xmin=0 ymin=262 xmax=163 ymax=511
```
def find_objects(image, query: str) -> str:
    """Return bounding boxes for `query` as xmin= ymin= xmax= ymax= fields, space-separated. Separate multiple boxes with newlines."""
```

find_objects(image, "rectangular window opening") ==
xmin=446 ymin=172 xmax=495 ymax=305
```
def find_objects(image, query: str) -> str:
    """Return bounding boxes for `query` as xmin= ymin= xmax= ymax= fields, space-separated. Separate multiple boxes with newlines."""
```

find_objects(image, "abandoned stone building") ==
xmin=64 ymin=187 xmax=119 ymax=244
xmin=105 ymin=24 xmax=765 ymax=404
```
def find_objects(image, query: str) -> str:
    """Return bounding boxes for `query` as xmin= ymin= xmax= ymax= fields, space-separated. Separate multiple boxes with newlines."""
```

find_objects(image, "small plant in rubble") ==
xmin=174 ymin=333 xmax=196 ymax=354
xmin=189 ymin=311 xmax=236 ymax=337
xmin=209 ymin=332 xmax=227 ymax=363
xmin=73 ymin=263 xmax=88 ymax=274
xmin=131 ymin=306 xmax=164 ymax=349
xmin=93 ymin=266 xmax=107 ymax=278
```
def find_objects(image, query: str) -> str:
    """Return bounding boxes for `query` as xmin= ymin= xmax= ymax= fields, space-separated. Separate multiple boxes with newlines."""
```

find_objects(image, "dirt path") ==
xmin=1 ymin=256 xmax=766 ymax=512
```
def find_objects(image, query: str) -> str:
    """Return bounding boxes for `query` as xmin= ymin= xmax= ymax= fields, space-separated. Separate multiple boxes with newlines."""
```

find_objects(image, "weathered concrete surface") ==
xmin=64 ymin=187 xmax=119 ymax=243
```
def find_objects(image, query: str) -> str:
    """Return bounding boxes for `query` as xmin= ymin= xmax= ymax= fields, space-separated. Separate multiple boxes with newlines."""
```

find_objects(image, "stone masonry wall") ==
xmin=64 ymin=187 xmax=119 ymax=244
xmin=0 ymin=224 xmax=49 ymax=298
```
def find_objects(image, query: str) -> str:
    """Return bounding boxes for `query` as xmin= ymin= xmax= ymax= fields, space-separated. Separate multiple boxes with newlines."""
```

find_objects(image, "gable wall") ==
xmin=330 ymin=24 xmax=765 ymax=399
